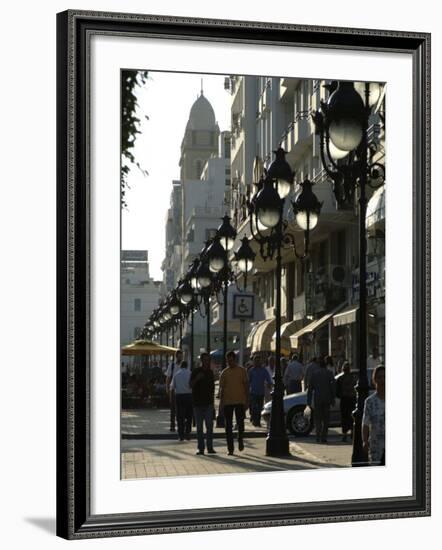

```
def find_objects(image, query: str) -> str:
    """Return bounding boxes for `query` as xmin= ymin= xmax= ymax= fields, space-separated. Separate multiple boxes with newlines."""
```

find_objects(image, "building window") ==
xmin=224 ymin=137 xmax=231 ymax=159
xmin=134 ymin=327 xmax=141 ymax=338
xmin=134 ymin=298 xmax=141 ymax=311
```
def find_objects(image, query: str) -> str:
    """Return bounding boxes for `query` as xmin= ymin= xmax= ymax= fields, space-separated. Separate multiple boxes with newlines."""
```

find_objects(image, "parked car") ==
xmin=261 ymin=369 xmax=374 ymax=436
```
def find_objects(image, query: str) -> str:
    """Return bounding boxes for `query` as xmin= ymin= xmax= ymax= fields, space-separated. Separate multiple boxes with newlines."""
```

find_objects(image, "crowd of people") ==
xmin=121 ymin=361 xmax=167 ymax=408
xmin=164 ymin=348 xmax=385 ymax=465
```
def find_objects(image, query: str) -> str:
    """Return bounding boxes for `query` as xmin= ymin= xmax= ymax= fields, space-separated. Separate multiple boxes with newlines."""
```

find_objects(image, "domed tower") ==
xmin=179 ymin=89 xmax=220 ymax=180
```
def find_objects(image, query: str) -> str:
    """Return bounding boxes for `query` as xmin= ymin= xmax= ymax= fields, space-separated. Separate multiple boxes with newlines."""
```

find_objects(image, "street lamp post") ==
xmin=313 ymin=80 xmax=385 ymax=466
xmin=234 ymin=236 xmax=256 ymax=367
xmin=178 ymin=315 xmax=183 ymax=344
xmin=196 ymin=254 xmax=213 ymax=355
xmin=217 ymin=215 xmax=237 ymax=370
xmin=234 ymin=236 xmax=256 ymax=287
xmin=177 ymin=277 xmax=195 ymax=368
xmin=207 ymin=215 xmax=237 ymax=370
xmin=190 ymin=307 xmax=194 ymax=368
xmin=247 ymin=148 xmax=321 ymax=457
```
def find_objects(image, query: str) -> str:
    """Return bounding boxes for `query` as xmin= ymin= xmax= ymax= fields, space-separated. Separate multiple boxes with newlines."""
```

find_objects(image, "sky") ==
xmin=122 ymin=71 xmax=231 ymax=281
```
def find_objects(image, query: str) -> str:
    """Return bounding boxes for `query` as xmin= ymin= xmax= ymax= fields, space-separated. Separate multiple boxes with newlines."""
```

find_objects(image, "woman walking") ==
xmin=362 ymin=366 xmax=385 ymax=465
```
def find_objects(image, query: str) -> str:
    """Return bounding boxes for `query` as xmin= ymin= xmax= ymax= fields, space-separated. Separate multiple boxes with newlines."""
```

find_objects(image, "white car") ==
xmin=261 ymin=370 xmax=374 ymax=437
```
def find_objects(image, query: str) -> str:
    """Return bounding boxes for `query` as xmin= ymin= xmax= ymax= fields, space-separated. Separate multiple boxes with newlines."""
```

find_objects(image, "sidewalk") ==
xmin=121 ymin=428 xmax=352 ymax=479
xmin=122 ymin=405 xmax=267 ymax=438
xmin=121 ymin=397 xmax=353 ymax=479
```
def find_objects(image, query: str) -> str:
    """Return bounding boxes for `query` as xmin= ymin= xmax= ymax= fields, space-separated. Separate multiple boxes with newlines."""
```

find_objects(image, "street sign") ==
xmin=232 ymin=293 xmax=255 ymax=319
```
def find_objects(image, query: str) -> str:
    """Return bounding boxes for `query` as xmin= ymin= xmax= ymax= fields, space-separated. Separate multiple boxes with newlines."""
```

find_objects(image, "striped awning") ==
xmin=271 ymin=319 xmax=303 ymax=355
xmin=289 ymin=302 xmax=347 ymax=348
xmin=250 ymin=317 xmax=286 ymax=354
xmin=333 ymin=305 xmax=359 ymax=326
xmin=366 ymin=185 xmax=385 ymax=228
xmin=246 ymin=321 xmax=261 ymax=348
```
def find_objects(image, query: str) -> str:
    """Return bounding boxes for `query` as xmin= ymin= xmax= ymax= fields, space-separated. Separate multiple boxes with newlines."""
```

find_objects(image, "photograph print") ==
xmin=119 ymin=69 xmax=386 ymax=480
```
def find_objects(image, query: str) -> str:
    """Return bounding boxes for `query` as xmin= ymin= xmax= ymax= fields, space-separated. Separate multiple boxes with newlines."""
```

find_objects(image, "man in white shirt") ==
xmin=283 ymin=353 xmax=304 ymax=394
xmin=165 ymin=350 xmax=183 ymax=432
xmin=170 ymin=359 xmax=193 ymax=441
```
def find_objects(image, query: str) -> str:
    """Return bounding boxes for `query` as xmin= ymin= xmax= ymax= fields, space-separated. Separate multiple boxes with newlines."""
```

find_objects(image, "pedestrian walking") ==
xmin=335 ymin=361 xmax=356 ymax=441
xmin=362 ymin=365 xmax=385 ymax=465
xmin=335 ymin=351 xmax=346 ymax=375
xmin=283 ymin=353 xmax=304 ymax=394
xmin=324 ymin=354 xmax=334 ymax=373
xmin=189 ymin=352 xmax=216 ymax=455
xmin=307 ymin=359 xmax=336 ymax=443
xmin=170 ymin=360 xmax=193 ymax=441
xmin=165 ymin=350 xmax=183 ymax=432
xmin=219 ymin=351 xmax=249 ymax=455
xmin=303 ymin=356 xmax=320 ymax=391
xmin=248 ymin=354 xmax=273 ymax=427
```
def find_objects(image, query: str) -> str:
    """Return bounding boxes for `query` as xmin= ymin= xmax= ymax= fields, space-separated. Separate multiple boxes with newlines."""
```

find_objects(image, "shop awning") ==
xmin=333 ymin=305 xmax=359 ymax=326
xmin=366 ymin=185 xmax=385 ymax=228
xmin=250 ymin=317 xmax=285 ymax=354
xmin=246 ymin=321 xmax=261 ymax=348
xmin=289 ymin=302 xmax=347 ymax=348
xmin=271 ymin=319 xmax=302 ymax=355
xmin=121 ymin=340 xmax=178 ymax=356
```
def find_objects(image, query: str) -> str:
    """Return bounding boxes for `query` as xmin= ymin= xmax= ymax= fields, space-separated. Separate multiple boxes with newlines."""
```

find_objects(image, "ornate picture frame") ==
xmin=56 ymin=10 xmax=430 ymax=539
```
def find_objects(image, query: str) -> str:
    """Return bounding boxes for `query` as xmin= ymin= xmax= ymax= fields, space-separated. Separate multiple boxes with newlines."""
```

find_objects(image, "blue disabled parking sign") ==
xmin=232 ymin=294 xmax=254 ymax=319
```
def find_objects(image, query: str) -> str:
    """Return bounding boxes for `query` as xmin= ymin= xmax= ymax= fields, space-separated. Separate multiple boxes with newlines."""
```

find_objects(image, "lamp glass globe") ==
xmin=296 ymin=211 xmax=319 ymax=231
xmin=209 ymin=257 xmax=225 ymax=273
xmin=328 ymin=140 xmax=350 ymax=160
xmin=180 ymin=293 xmax=192 ymax=304
xmin=329 ymin=119 xmax=363 ymax=152
xmin=257 ymin=207 xmax=280 ymax=228
xmin=220 ymin=236 xmax=235 ymax=251
xmin=198 ymin=276 xmax=211 ymax=288
xmin=238 ymin=258 xmax=253 ymax=273
xmin=190 ymin=276 xmax=198 ymax=289
xmin=276 ymin=178 xmax=291 ymax=199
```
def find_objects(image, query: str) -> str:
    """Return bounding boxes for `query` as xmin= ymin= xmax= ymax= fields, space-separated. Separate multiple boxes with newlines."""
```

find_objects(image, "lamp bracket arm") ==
xmin=281 ymin=230 xmax=308 ymax=260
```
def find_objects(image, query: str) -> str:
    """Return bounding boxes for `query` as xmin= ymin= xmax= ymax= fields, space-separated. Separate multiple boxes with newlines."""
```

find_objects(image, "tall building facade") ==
xmin=162 ymin=93 xmax=244 ymax=358
xmin=121 ymin=250 xmax=162 ymax=365
xmin=225 ymin=76 xmax=385 ymax=368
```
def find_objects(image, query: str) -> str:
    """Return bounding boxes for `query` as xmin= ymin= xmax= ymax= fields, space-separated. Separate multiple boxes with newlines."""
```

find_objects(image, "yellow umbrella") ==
xmin=121 ymin=340 xmax=178 ymax=356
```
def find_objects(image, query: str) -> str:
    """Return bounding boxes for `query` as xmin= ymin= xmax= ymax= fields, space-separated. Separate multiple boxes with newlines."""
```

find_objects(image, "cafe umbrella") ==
xmin=121 ymin=340 xmax=179 ymax=356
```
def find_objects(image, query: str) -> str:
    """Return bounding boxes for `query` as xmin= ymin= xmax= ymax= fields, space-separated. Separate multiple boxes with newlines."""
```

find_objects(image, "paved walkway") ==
xmin=121 ymin=397 xmax=352 ymax=479
xmin=122 ymin=406 xmax=267 ymax=438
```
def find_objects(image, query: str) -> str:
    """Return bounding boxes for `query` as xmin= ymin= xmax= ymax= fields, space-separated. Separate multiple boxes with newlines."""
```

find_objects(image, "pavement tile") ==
xmin=121 ymin=403 xmax=352 ymax=479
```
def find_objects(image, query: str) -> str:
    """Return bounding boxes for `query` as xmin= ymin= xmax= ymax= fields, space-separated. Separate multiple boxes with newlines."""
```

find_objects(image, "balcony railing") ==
xmin=186 ymin=206 xmax=224 ymax=225
xmin=280 ymin=110 xmax=314 ymax=152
